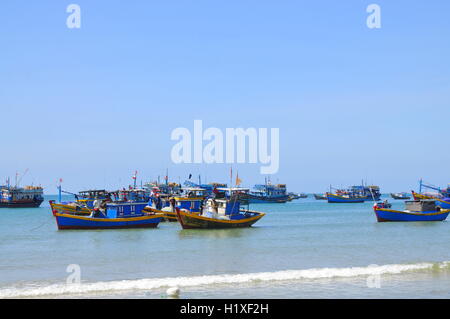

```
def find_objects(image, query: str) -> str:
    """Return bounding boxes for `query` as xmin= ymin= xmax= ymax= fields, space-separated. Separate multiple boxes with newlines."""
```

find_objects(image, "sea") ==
xmin=1 ymin=194 xmax=450 ymax=299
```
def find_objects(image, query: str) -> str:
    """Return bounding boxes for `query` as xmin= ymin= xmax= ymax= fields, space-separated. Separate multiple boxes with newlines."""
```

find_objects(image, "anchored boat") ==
xmin=175 ymin=189 xmax=265 ymax=229
xmin=326 ymin=192 xmax=365 ymax=203
xmin=313 ymin=193 xmax=327 ymax=200
xmin=50 ymin=200 xmax=162 ymax=230
xmin=373 ymin=200 xmax=450 ymax=222
xmin=390 ymin=193 xmax=411 ymax=200
xmin=245 ymin=182 xmax=290 ymax=203
xmin=0 ymin=185 xmax=44 ymax=208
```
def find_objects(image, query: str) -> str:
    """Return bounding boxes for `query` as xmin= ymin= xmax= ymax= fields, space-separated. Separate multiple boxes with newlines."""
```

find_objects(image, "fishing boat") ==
xmin=412 ymin=180 xmax=450 ymax=199
xmin=50 ymin=200 xmax=162 ymax=230
xmin=175 ymin=191 xmax=265 ymax=229
xmin=373 ymin=200 xmax=450 ymax=222
xmin=288 ymin=192 xmax=307 ymax=200
xmin=313 ymin=193 xmax=327 ymax=200
xmin=390 ymin=193 xmax=411 ymax=200
xmin=245 ymin=182 xmax=290 ymax=203
xmin=52 ymin=187 xmax=151 ymax=216
xmin=0 ymin=185 xmax=44 ymax=208
xmin=326 ymin=192 xmax=365 ymax=203
xmin=348 ymin=185 xmax=381 ymax=201
xmin=411 ymin=180 xmax=450 ymax=209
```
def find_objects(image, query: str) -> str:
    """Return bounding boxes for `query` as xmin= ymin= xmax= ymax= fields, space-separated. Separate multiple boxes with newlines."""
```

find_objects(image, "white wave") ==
xmin=1 ymin=261 xmax=449 ymax=298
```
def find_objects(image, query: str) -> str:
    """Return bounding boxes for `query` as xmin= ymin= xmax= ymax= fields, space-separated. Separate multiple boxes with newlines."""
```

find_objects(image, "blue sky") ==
xmin=1 ymin=0 xmax=449 ymax=193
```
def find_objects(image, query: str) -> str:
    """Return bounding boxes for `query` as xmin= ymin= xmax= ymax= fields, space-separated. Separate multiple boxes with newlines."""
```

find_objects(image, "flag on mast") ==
xmin=236 ymin=172 xmax=242 ymax=186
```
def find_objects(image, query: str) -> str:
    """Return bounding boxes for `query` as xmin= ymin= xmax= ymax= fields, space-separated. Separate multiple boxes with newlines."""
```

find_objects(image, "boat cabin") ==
xmin=105 ymin=202 xmax=147 ymax=218
xmin=173 ymin=188 xmax=207 ymax=212
xmin=405 ymin=200 xmax=437 ymax=212
xmin=202 ymin=197 xmax=241 ymax=218
xmin=217 ymin=187 xmax=250 ymax=200
xmin=111 ymin=189 xmax=150 ymax=202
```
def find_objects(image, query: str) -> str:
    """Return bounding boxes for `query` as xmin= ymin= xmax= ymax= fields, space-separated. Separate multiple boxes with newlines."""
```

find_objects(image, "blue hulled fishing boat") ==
xmin=326 ymin=183 xmax=380 ymax=203
xmin=245 ymin=182 xmax=290 ymax=203
xmin=326 ymin=192 xmax=365 ymax=203
xmin=50 ymin=200 xmax=162 ymax=230
xmin=373 ymin=200 xmax=450 ymax=222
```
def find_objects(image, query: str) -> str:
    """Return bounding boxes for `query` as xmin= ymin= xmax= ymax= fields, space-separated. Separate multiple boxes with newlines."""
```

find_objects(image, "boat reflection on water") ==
xmin=177 ymin=227 xmax=252 ymax=239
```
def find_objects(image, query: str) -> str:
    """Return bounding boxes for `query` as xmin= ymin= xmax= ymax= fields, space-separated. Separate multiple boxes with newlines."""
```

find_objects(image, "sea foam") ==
xmin=1 ymin=261 xmax=449 ymax=298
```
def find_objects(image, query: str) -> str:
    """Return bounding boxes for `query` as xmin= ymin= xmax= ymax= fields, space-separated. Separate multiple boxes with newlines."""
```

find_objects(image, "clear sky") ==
xmin=1 ymin=0 xmax=449 ymax=193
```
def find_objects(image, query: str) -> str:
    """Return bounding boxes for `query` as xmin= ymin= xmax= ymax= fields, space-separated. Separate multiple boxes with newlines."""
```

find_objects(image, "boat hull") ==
xmin=143 ymin=206 xmax=178 ymax=222
xmin=176 ymin=209 xmax=265 ymax=229
xmin=0 ymin=199 xmax=43 ymax=208
xmin=374 ymin=208 xmax=450 ymax=222
xmin=327 ymin=194 xmax=365 ymax=203
xmin=244 ymin=195 xmax=289 ymax=203
xmin=54 ymin=213 xmax=162 ymax=230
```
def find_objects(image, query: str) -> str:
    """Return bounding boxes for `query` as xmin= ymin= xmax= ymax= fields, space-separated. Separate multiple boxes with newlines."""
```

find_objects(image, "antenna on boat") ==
xmin=368 ymin=186 xmax=378 ymax=206
xmin=58 ymin=178 xmax=63 ymax=203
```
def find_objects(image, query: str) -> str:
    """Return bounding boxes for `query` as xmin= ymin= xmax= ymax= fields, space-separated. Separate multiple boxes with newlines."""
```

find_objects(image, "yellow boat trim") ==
xmin=173 ymin=197 xmax=204 ymax=201
xmin=179 ymin=211 xmax=265 ymax=224
xmin=54 ymin=213 xmax=163 ymax=222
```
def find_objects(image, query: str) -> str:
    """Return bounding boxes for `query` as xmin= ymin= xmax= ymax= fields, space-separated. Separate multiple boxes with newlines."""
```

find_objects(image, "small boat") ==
xmin=288 ymin=192 xmax=307 ymax=200
xmin=390 ymin=193 xmax=411 ymax=200
xmin=313 ymin=194 xmax=327 ymax=200
xmin=175 ymin=190 xmax=265 ymax=229
xmin=326 ymin=193 xmax=365 ymax=203
xmin=348 ymin=185 xmax=381 ymax=201
xmin=50 ymin=200 xmax=162 ymax=230
xmin=373 ymin=200 xmax=450 ymax=222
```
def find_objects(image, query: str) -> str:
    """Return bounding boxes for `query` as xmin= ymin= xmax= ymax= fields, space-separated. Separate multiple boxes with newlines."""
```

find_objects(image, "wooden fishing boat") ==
xmin=50 ymin=201 xmax=162 ymax=230
xmin=175 ymin=194 xmax=265 ymax=229
xmin=390 ymin=193 xmax=411 ymax=200
xmin=373 ymin=200 xmax=450 ymax=222
xmin=313 ymin=193 xmax=327 ymax=200
xmin=326 ymin=193 xmax=365 ymax=203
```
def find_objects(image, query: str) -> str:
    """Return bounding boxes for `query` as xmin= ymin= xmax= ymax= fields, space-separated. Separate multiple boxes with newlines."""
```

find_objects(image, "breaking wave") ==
xmin=1 ymin=261 xmax=449 ymax=298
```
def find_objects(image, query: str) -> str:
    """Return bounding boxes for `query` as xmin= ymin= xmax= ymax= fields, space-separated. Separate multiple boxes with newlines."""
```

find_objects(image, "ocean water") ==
xmin=1 ymin=194 xmax=450 ymax=299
